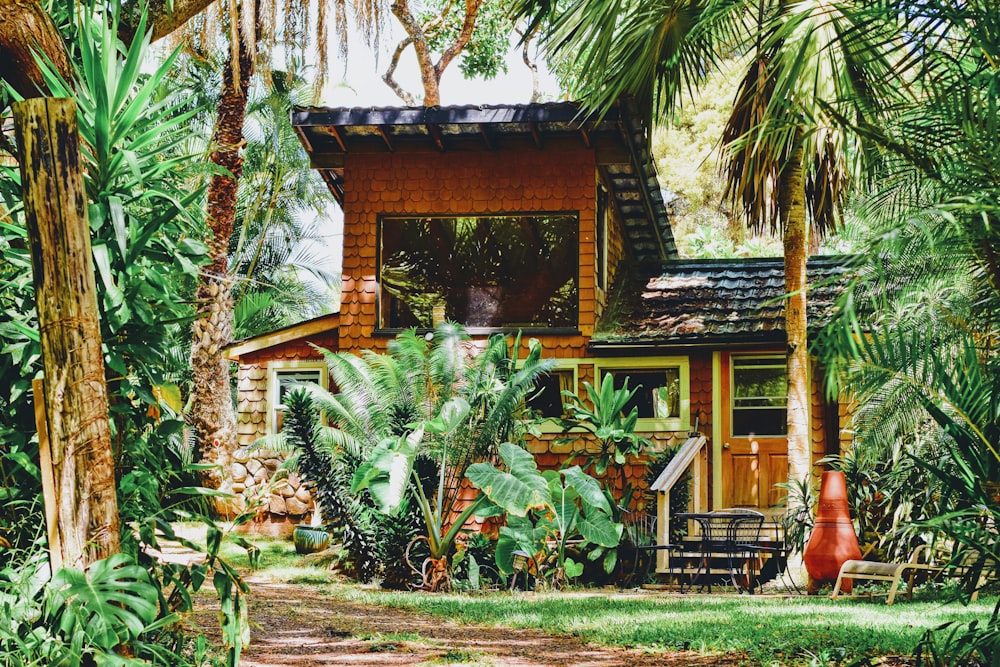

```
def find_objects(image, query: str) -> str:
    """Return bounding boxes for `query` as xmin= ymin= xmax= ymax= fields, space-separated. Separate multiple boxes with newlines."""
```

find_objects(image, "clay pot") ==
xmin=803 ymin=471 xmax=862 ymax=593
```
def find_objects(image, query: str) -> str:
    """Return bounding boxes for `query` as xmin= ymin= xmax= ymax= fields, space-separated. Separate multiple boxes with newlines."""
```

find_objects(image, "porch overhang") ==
xmin=590 ymin=255 xmax=856 ymax=350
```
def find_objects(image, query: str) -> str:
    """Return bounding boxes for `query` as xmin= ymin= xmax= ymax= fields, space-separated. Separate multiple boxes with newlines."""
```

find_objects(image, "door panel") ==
xmin=731 ymin=455 xmax=759 ymax=507
xmin=766 ymin=454 xmax=788 ymax=507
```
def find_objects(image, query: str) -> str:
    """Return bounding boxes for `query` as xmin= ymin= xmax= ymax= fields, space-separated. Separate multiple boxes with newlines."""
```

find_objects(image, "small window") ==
xmin=606 ymin=368 xmax=681 ymax=419
xmin=593 ymin=357 xmax=690 ymax=432
xmin=731 ymin=356 xmax=787 ymax=437
xmin=526 ymin=369 xmax=575 ymax=419
xmin=268 ymin=366 xmax=326 ymax=433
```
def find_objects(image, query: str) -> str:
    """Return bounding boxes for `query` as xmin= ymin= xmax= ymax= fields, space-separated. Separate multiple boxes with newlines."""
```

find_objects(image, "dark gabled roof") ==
xmin=591 ymin=256 xmax=854 ymax=349
xmin=291 ymin=100 xmax=678 ymax=262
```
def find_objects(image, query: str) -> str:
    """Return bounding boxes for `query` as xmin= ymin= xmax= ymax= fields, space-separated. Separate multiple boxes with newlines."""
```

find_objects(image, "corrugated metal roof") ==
xmin=592 ymin=256 xmax=854 ymax=347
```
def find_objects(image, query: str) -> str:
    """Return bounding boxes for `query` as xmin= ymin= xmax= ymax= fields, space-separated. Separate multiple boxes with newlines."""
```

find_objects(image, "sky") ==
xmin=322 ymin=24 xmax=562 ymax=107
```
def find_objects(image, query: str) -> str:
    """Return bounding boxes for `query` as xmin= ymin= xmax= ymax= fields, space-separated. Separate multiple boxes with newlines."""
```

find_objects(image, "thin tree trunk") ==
xmin=781 ymin=140 xmax=811 ymax=489
xmin=14 ymin=97 xmax=120 ymax=567
xmin=189 ymin=23 xmax=253 ymax=500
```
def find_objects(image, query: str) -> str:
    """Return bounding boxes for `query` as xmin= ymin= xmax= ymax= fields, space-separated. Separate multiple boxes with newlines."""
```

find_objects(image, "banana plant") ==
xmin=467 ymin=442 xmax=622 ymax=587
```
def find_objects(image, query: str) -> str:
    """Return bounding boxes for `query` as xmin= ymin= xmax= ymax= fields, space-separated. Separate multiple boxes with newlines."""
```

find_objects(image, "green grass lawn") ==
xmin=325 ymin=584 xmax=995 ymax=665
xmin=204 ymin=531 xmax=997 ymax=666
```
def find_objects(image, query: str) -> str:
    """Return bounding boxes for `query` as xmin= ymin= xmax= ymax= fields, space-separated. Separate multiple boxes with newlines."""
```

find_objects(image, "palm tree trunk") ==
xmin=781 ymin=139 xmax=811 ymax=488
xmin=189 ymin=24 xmax=253 ymax=498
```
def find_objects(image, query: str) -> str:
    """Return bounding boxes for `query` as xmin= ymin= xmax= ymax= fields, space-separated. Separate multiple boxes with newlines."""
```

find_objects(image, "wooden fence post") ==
xmin=14 ymin=97 xmax=120 ymax=568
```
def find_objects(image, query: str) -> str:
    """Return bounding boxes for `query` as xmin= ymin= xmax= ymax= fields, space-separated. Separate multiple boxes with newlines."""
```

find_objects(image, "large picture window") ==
xmin=379 ymin=214 xmax=579 ymax=329
xmin=731 ymin=356 xmax=787 ymax=437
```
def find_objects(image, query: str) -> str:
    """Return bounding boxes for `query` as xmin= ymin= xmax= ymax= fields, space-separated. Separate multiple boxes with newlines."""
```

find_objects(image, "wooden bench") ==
xmin=831 ymin=544 xmax=985 ymax=605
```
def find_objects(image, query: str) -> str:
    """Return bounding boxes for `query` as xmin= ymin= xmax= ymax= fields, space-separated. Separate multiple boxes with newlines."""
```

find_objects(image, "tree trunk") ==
xmin=0 ymin=0 xmax=219 ymax=102
xmin=14 ymin=97 xmax=120 ymax=568
xmin=189 ymin=24 xmax=253 ymax=502
xmin=0 ymin=0 xmax=72 ymax=99
xmin=780 ymin=139 xmax=812 ymax=489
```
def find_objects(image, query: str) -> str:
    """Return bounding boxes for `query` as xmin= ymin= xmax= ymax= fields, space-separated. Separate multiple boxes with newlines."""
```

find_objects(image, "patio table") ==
xmin=674 ymin=509 xmax=765 ymax=593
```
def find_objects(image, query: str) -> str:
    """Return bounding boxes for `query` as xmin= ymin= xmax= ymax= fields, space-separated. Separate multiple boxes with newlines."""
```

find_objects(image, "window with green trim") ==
xmin=593 ymin=358 xmax=690 ymax=432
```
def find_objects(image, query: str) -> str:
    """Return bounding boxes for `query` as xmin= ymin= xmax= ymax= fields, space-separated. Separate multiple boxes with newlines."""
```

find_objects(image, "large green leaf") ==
xmin=351 ymin=429 xmax=422 ymax=513
xmin=466 ymin=442 xmax=550 ymax=516
xmin=563 ymin=466 xmax=613 ymax=515
xmin=424 ymin=397 xmax=470 ymax=434
xmin=495 ymin=514 xmax=546 ymax=574
xmin=576 ymin=504 xmax=623 ymax=548
xmin=47 ymin=553 xmax=158 ymax=648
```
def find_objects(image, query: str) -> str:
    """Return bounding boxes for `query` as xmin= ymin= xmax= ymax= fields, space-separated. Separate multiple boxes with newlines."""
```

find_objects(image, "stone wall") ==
xmin=230 ymin=447 xmax=314 ymax=535
xmin=228 ymin=329 xmax=337 ymax=534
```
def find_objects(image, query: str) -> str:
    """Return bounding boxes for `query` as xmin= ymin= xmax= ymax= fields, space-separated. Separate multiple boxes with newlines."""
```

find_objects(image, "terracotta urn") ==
xmin=803 ymin=471 xmax=862 ymax=593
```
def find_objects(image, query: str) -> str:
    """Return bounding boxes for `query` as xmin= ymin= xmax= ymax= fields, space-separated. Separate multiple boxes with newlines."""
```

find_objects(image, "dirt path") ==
xmin=200 ymin=575 xmax=747 ymax=667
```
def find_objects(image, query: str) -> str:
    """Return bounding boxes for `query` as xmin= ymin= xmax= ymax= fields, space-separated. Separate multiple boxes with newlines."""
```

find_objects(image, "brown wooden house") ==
xmin=224 ymin=101 xmax=851 ymax=549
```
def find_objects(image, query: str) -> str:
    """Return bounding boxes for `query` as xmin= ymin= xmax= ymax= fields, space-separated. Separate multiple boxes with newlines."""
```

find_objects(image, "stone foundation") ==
xmin=224 ymin=446 xmax=315 ymax=527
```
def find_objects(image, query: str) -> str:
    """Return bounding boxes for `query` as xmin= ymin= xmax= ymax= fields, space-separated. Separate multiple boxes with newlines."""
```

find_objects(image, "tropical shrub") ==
xmin=279 ymin=323 xmax=553 ymax=590
xmin=0 ymin=2 xmax=210 ymax=548
xmin=554 ymin=373 xmax=653 ymax=511
xmin=467 ymin=442 xmax=623 ymax=588
xmin=279 ymin=387 xmax=400 ymax=584
xmin=0 ymin=539 xmax=245 ymax=667
xmin=1 ymin=6 xmax=251 ymax=665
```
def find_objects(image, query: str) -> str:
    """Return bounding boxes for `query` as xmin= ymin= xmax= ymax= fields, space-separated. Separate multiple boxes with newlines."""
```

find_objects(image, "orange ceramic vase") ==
xmin=802 ymin=471 xmax=862 ymax=593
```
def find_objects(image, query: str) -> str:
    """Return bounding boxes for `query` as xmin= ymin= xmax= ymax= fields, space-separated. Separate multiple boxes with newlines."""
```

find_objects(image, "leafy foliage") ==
xmin=281 ymin=388 xmax=386 ymax=583
xmin=554 ymin=373 xmax=652 ymax=511
xmin=291 ymin=324 xmax=553 ymax=590
xmin=0 ymin=4 xmax=212 ymax=545
xmin=468 ymin=442 xmax=622 ymax=587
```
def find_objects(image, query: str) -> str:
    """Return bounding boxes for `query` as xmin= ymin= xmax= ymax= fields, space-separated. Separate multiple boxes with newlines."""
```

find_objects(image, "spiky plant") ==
xmin=281 ymin=388 xmax=380 ymax=582
xmin=310 ymin=322 xmax=555 ymax=589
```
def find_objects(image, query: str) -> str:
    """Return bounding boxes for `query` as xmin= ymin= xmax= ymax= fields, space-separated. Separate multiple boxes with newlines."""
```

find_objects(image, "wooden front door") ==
xmin=720 ymin=353 xmax=789 ymax=514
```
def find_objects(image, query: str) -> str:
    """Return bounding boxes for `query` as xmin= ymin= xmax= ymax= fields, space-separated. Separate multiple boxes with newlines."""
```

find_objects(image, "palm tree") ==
xmin=718 ymin=1 xmax=897 ymax=486
xmin=815 ymin=1 xmax=1000 ymax=584
xmin=512 ymin=0 xmax=898 ymax=490
xmin=179 ymin=0 xmax=384 ymax=495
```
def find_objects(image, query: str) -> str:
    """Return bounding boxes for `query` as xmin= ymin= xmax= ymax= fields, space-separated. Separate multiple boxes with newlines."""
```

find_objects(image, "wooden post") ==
xmin=32 ymin=378 xmax=62 ymax=572
xmin=14 ymin=97 xmax=120 ymax=568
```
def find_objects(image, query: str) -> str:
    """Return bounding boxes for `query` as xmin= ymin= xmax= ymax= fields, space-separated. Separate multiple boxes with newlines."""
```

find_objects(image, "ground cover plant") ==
xmin=326 ymin=584 xmax=998 ymax=666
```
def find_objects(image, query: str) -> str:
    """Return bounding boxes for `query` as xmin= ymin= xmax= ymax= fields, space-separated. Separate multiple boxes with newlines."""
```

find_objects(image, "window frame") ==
xmin=375 ymin=212 xmax=581 ymax=334
xmin=527 ymin=361 xmax=581 ymax=433
xmin=592 ymin=357 xmax=691 ymax=433
xmin=266 ymin=360 xmax=329 ymax=435
xmin=729 ymin=354 xmax=788 ymax=438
